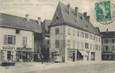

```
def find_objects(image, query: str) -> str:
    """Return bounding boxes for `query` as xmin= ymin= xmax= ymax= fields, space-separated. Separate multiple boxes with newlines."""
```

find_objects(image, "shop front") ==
xmin=67 ymin=49 xmax=87 ymax=62
xmin=16 ymin=48 xmax=33 ymax=62
xmin=0 ymin=46 xmax=15 ymax=65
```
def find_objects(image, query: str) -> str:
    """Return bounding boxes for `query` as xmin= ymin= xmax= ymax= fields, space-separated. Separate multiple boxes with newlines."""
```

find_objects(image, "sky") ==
xmin=0 ymin=0 xmax=115 ymax=31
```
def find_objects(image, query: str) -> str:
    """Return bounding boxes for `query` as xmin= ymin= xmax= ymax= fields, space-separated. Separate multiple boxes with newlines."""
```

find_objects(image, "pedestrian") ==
xmin=40 ymin=54 xmax=44 ymax=64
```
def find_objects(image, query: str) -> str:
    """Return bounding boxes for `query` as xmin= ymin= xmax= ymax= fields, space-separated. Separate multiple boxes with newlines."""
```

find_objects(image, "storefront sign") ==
xmin=2 ymin=46 xmax=15 ymax=50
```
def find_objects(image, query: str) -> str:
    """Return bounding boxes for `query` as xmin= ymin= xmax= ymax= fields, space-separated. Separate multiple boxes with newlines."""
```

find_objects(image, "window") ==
xmin=55 ymin=28 xmax=59 ymax=35
xmin=96 ymin=45 xmax=98 ymax=50
xmin=90 ymin=44 xmax=92 ymax=50
xmin=112 ymin=46 xmax=115 ymax=50
xmin=80 ymin=16 xmax=83 ymax=20
xmin=47 ymin=40 xmax=49 ymax=45
xmin=99 ymin=37 xmax=101 ymax=42
xmin=93 ymin=35 xmax=95 ymax=40
xmin=93 ymin=44 xmax=96 ymax=50
xmin=4 ymin=35 xmax=15 ymax=44
xmin=104 ymin=39 xmax=108 ymax=43
xmin=85 ymin=43 xmax=89 ymax=49
xmin=23 ymin=36 xmax=27 ymax=47
xmin=112 ymin=39 xmax=115 ymax=43
xmin=85 ymin=33 xmax=88 ymax=38
xmin=55 ymin=40 xmax=59 ymax=48
xmin=90 ymin=34 xmax=92 ymax=39
xmin=105 ymin=46 xmax=108 ymax=51
xmin=7 ymin=51 xmax=12 ymax=60
xmin=68 ymin=28 xmax=71 ymax=35
xmin=81 ymin=32 xmax=84 ymax=38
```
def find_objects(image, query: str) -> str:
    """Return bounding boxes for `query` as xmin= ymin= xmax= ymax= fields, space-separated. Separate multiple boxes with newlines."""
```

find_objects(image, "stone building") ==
xmin=101 ymin=31 xmax=115 ymax=60
xmin=49 ymin=2 xmax=101 ymax=62
xmin=0 ymin=13 xmax=42 ymax=63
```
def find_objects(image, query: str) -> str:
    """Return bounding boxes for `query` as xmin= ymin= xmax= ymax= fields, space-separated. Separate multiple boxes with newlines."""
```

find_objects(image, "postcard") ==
xmin=0 ymin=0 xmax=115 ymax=73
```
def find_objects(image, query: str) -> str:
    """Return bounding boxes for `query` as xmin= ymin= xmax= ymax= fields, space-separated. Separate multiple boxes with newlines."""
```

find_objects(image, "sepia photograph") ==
xmin=0 ymin=0 xmax=115 ymax=73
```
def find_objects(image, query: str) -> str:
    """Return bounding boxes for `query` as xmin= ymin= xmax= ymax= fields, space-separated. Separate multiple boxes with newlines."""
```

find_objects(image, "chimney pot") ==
xmin=37 ymin=17 xmax=41 ymax=24
xmin=37 ymin=17 xmax=41 ymax=20
xmin=86 ymin=16 xmax=90 ymax=22
xmin=25 ymin=14 xmax=29 ymax=21
xmin=67 ymin=4 xmax=70 ymax=8
xmin=75 ymin=7 xmax=78 ymax=17
xmin=83 ymin=12 xmax=87 ymax=17
xmin=67 ymin=4 xmax=70 ymax=14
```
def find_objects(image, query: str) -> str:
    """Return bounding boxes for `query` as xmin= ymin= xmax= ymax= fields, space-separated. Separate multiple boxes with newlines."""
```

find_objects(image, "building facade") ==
xmin=41 ymin=19 xmax=51 ymax=62
xmin=0 ymin=13 xmax=42 ymax=63
xmin=50 ymin=2 xmax=101 ymax=62
xmin=101 ymin=31 xmax=115 ymax=60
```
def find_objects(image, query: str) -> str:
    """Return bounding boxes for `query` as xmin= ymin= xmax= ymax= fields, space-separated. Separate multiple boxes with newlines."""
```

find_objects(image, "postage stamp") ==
xmin=95 ymin=1 xmax=112 ymax=22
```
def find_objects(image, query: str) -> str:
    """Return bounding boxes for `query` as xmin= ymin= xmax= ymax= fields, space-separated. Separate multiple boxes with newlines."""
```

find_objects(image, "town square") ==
xmin=0 ymin=0 xmax=115 ymax=73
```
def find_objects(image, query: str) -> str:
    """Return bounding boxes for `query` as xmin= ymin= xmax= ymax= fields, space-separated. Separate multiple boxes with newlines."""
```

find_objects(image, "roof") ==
xmin=50 ymin=2 xmax=100 ymax=36
xmin=101 ymin=31 xmax=115 ymax=38
xmin=0 ymin=13 xmax=42 ymax=33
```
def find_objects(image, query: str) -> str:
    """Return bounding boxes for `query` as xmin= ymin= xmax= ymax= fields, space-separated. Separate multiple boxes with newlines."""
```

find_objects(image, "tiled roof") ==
xmin=101 ymin=31 xmax=115 ymax=38
xmin=0 ymin=13 xmax=42 ymax=33
xmin=50 ymin=2 xmax=100 ymax=36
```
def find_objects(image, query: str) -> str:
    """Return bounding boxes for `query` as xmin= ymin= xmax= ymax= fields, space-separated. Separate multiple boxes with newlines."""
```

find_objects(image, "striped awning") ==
xmin=77 ymin=50 xmax=88 ymax=56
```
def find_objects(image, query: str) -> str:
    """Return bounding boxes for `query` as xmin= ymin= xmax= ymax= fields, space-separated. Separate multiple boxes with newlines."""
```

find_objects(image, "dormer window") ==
xmin=56 ymin=16 xmax=59 ymax=20
xmin=16 ymin=29 xmax=20 ymax=34
xmin=55 ymin=28 xmax=59 ymax=35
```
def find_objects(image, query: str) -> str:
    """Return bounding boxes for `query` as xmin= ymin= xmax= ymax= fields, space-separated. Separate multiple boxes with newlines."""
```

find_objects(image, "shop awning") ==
xmin=77 ymin=50 xmax=88 ymax=56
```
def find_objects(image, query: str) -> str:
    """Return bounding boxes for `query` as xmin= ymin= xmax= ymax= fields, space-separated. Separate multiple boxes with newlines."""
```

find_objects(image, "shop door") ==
xmin=7 ymin=51 xmax=12 ymax=61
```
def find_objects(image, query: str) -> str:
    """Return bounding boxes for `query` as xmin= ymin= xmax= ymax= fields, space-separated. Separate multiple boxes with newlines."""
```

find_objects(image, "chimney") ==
xmin=96 ymin=27 xmax=100 ymax=32
xmin=67 ymin=4 xmax=70 ymax=14
xmin=86 ymin=16 xmax=90 ymax=22
xmin=83 ymin=12 xmax=87 ymax=17
xmin=25 ymin=14 xmax=29 ymax=21
xmin=37 ymin=17 xmax=41 ymax=24
xmin=75 ymin=7 xmax=78 ymax=17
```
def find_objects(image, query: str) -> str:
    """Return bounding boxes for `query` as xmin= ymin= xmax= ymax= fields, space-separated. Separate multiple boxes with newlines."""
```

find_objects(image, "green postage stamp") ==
xmin=95 ymin=1 xmax=112 ymax=22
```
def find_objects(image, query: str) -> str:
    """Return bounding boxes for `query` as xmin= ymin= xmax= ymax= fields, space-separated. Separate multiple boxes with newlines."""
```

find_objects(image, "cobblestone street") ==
xmin=27 ymin=62 xmax=115 ymax=73
xmin=0 ymin=62 xmax=115 ymax=73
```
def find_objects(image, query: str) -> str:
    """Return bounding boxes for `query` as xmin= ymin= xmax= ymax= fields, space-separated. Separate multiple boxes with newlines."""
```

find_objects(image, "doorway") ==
xmin=91 ymin=52 xmax=95 ymax=61
xmin=7 ymin=51 xmax=12 ymax=61
xmin=72 ymin=52 xmax=75 ymax=62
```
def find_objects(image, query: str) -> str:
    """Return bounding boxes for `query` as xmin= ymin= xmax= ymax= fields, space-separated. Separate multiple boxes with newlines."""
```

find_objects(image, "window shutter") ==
xmin=4 ymin=35 xmax=8 ymax=44
xmin=12 ymin=36 xmax=15 ymax=44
